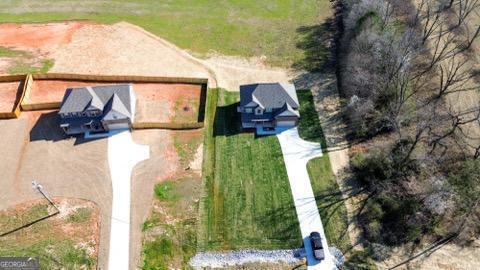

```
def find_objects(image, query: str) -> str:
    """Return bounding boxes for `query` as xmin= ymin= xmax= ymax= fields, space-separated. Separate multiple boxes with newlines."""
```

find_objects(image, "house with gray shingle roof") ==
xmin=238 ymin=83 xmax=300 ymax=134
xmin=58 ymin=84 xmax=135 ymax=135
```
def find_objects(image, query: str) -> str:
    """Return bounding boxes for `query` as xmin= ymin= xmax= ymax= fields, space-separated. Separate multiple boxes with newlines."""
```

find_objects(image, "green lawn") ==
xmin=0 ymin=46 xmax=53 ymax=75
xmin=0 ymin=0 xmax=331 ymax=66
xmin=198 ymin=88 xmax=301 ymax=250
xmin=307 ymin=156 xmax=350 ymax=252
xmin=297 ymin=89 xmax=351 ymax=253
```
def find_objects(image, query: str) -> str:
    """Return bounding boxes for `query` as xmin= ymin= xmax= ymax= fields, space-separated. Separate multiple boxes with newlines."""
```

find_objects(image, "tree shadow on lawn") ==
xmin=255 ymin=202 xmax=304 ymax=249
xmin=292 ymin=17 xmax=336 ymax=74
xmin=292 ymin=6 xmax=353 ymax=148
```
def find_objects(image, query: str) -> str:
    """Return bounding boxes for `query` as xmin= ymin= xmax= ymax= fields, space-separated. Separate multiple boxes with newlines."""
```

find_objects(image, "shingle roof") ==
xmin=239 ymin=83 xmax=299 ymax=109
xmin=59 ymin=84 xmax=132 ymax=116
xmin=275 ymin=103 xmax=300 ymax=117
xmin=86 ymin=86 xmax=104 ymax=111
xmin=103 ymin=93 xmax=131 ymax=120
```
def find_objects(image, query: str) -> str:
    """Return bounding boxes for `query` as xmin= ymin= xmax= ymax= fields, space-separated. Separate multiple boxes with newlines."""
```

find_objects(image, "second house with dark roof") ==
xmin=58 ymin=84 xmax=135 ymax=135
xmin=238 ymin=83 xmax=300 ymax=134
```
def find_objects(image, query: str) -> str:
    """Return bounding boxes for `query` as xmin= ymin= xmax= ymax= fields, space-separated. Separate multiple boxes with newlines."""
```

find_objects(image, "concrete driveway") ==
xmin=107 ymin=130 xmax=149 ymax=270
xmin=277 ymin=127 xmax=336 ymax=270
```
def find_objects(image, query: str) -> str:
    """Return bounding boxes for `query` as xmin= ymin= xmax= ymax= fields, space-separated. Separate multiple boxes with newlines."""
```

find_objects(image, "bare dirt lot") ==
xmin=0 ymin=22 xmax=86 ymax=53
xmin=26 ymin=79 xmax=203 ymax=123
xmin=0 ymin=80 xmax=22 ymax=112
xmin=134 ymin=83 xmax=202 ymax=123
xmin=27 ymin=79 xmax=112 ymax=104
xmin=0 ymin=110 xmax=112 ymax=267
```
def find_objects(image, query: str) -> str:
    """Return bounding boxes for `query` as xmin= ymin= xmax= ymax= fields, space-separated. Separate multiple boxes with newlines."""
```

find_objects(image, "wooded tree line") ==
xmin=335 ymin=0 xmax=480 ymax=252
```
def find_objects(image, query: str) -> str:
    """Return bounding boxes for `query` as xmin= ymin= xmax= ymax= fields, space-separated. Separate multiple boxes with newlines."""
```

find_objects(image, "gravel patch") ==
xmin=189 ymin=249 xmax=303 ymax=269
xmin=330 ymin=246 xmax=345 ymax=269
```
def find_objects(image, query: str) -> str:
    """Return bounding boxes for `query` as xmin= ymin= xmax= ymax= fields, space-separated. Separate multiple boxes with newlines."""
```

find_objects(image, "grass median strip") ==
xmin=298 ymin=89 xmax=351 ymax=253
xmin=199 ymin=89 xmax=301 ymax=251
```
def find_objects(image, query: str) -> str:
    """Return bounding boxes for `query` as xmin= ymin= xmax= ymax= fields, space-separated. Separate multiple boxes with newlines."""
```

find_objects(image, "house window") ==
xmin=255 ymin=108 xmax=263 ymax=115
xmin=245 ymin=108 xmax=253 ymax=113
xmin=266 ymin=108 xmax=272 ymax=113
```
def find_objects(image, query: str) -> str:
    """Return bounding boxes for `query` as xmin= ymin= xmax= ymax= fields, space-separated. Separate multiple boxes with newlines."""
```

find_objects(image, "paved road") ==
xmin=277 ymin=127 xmax=337 ymax=270
xmin=107 ymin=130 xmax=149 ymax=270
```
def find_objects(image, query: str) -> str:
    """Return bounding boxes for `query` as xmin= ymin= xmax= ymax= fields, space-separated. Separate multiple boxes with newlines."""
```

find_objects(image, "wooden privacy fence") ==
xmin=22 ymin=73 xmax=208 ymax=111
xmin=0 ymin=73 xmax=209 ymax=130
xmin=0 ymin=74 xmax=28 ymax=119
xmin=31 ymin=73 xmax=209 ymax=84
xmin=133 ymin=122 xmax=204 ymax=130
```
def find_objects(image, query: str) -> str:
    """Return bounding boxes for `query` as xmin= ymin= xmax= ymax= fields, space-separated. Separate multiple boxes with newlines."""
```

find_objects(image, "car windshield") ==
xmin=312 ymin=238 xmax=322 ymax=248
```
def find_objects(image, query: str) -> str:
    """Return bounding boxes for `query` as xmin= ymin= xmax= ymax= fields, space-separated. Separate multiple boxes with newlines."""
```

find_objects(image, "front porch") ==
xmin=255 ymin=124 xmax=292 ymax=135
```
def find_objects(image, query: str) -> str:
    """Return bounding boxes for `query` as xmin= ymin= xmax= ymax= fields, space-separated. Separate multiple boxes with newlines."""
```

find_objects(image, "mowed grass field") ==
xmin=0 ymin=0 xmax=330 ymax=66
xmin=199 ymin=89 xmax=301 ymax=250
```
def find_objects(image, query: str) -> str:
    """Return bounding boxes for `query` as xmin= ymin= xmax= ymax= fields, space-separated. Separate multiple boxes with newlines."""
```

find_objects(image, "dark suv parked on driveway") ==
xmin=310 ymin=231 xmax=325 ymax=260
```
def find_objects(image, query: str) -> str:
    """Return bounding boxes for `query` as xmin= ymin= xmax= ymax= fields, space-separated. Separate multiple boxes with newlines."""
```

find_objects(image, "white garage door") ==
xmin=277 ymin=120 xmax=296 ymax=126
xmin=107 ymin=122 xmax=130 ymax=130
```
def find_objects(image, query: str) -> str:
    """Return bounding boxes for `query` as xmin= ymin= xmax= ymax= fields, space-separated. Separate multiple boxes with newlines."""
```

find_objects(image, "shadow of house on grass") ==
xmin=213 ymin=101 xmax=245 ymax=137
xmin=29 ymin=111 xmax=105 ymax=145
xmin=197 ymin=83 xmax=208 ymax=123
xmin=213 ymin=101 xmax=282 ymax=139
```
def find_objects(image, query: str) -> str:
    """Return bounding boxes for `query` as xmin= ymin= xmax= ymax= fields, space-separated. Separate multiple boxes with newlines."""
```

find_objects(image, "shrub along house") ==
xmin=58 ymin=84 xmax=135 ymax=136
xmin=238 ymin=83 xmax=300 ymax=134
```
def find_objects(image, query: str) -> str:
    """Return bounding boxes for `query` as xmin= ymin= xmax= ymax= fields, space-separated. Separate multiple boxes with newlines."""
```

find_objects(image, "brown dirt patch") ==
xmin=200 ymin=54 xmax=293 ymax=91
xmin=0 ymin=80 xmax=22 ymax=112
xmin=27 ymin=79 xmax=112 ymax=104
xmin=378 ymin=240 xmax=480 ymax=270
xmin=0 ymin=22 xmax=87 ymax=53
xmin=134 ymin=83 xmax=202 ymax=123
xmin=49 ymin=22 xmax=213 ymax=80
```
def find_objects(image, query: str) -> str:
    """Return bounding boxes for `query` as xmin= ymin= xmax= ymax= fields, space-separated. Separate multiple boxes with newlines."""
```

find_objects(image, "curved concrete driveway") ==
xmin=277 ymin=127 xmax=336 ymax=270
xmin=107 ymin=130 xmax=149 ymax=270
